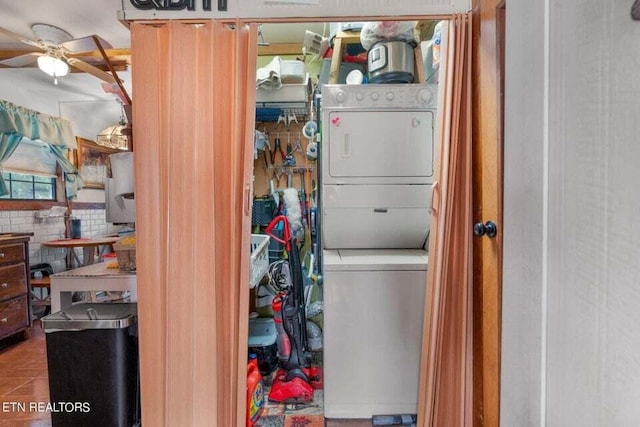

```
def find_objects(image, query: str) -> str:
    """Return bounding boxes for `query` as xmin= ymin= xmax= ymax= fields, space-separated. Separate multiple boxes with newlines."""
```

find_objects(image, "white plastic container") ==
xmin=279 ymin=60 xmax=306 ymax=84
xmin=256 ymin=74 xmax=310 ymax=104
xmin=250 ymin=234 xmax=270 ymax=288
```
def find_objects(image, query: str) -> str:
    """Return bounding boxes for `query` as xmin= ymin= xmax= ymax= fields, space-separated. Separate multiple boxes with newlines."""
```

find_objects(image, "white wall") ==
xmin=504 ymin=1 xmax=640 ymax=425
xmin=0 ymin=209 xmax=120 ymax=272
xmin=546 ymin=1 xmax=640 ymax=425
xmin=501 ymin=0 xmax=547 ymax=424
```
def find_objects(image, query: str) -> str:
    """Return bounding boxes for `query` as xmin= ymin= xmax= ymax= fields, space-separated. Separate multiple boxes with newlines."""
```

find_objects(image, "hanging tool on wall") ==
xmin=299 ymin=171 xmax=308 ymax=228
xmin=269 ymin=179 xmax=280 ymax=208
xmin=287 ymin=111 xmax=299 ymax=128
xmin=283 ymin=132 xmax=297 ymax=167
xmin=292 ymin=133 xmax=305 ymax=155
xmin=272 ymin=167 xmax=284 ymax=187
xmin=271 ymin=133 xmax=286 ymax=165
xmin=277 ymin=111 xmax=288 ymax=129
xmin=309 ymin=179 xmax=319 ymax=278
xmin=287 ymin=170 xmax=294 ymax=188
xmin=261 ymin=128 xmax=270 ymax=169
xmin=306 ymin=136 xmax=318 ymax=160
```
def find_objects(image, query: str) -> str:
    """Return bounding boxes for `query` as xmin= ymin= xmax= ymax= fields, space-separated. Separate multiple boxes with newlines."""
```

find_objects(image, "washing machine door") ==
xmin=325 ymin=110 xmax=434 ymax=181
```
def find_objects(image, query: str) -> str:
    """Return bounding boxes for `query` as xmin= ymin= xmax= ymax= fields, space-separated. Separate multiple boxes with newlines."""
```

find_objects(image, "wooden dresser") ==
xmin=0 ymin=234 xmax=32 ymax=341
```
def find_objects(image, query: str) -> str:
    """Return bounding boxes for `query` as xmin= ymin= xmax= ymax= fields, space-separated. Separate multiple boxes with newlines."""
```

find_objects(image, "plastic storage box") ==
xmin=248 ymin=318 xmax=278 ymax=376
xmin=41 ymin=303 xmax=139 ymax=427
xmin=280 ymin=60 xmax=306 ymax=84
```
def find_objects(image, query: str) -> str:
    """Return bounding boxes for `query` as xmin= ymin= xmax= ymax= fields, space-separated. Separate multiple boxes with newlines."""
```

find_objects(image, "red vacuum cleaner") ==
xmin=265 ymin=215 xmax=315 ymax=403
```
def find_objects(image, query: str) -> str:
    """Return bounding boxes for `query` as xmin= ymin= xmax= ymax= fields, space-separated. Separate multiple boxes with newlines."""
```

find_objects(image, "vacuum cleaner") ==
xmin=265 ymin=215 xmax=315 ymax=403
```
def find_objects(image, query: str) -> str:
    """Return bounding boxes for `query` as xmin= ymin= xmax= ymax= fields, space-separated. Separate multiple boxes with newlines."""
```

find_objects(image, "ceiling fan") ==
xmin=0 ymin=23 xmax=122 ymax=85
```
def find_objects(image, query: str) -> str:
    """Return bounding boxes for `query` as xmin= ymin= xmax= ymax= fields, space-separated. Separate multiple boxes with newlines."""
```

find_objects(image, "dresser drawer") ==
xmin=0 ymin=263 xmax=27 ymax=300
xmin=0 ymin=295 xmax=29 ymax=338
xmin=0 ymin=243 xmax=25 ymax=264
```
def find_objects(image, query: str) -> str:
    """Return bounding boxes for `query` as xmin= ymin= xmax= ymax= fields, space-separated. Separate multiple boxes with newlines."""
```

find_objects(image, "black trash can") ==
xmin=41 ymin=303 xmax=140 ymax=427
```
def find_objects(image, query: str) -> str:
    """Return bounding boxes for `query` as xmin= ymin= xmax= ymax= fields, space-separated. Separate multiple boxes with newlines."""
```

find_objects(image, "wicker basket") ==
xmin=114 ymin=243 xmax=136 ymax=272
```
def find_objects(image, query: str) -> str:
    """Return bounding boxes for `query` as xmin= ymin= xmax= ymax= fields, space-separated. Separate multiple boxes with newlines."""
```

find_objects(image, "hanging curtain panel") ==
xmin=0 ymin=100 xmax=76 ymax=149
xmin=131 ymin=20 xmax=257 ymax=427
xmin=418 ymin=13 xmax=474 ymax=427
xmin=0 ymin=100 xmax=80 ymax=197
xmin=0 ymin=132 xmax=23 ymax=195
xmin=48 ymin=144 xmax=84 ymax=199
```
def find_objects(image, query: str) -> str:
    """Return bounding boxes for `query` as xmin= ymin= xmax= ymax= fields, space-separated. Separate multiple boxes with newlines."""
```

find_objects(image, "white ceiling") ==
xmin=0 ymin=0 xmax=130 ymax=50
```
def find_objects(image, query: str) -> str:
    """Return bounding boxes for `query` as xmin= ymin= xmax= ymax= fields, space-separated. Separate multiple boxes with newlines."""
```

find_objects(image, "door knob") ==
xmin=473 ymin=221 xmax=498 ymax=238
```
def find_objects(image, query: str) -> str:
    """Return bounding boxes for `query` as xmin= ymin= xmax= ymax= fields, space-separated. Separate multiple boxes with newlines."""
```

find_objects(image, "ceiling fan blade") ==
xmin=0 ymin=52 xmax=42 ymax=67
xmin=66 ymin=58 xmax=116 ymax=84
xmin=0 ymin=26 xmax=42 ymax=48
xmin=67 ymin=48 xmax=131 ymax=60
xmin=60 ymin=35 xmax=113 ymax=53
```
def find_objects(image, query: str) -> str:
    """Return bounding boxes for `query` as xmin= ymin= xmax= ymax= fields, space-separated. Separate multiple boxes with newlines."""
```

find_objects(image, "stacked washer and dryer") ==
xmin=321 ymin=83 xmax=438 ymax=419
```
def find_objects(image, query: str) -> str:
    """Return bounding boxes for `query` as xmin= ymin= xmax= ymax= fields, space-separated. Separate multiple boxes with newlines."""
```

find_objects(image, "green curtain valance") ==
xmin=0 ymin=100 xmax=76 ymax=149
xmin=0 ymin=100 xmax=82 ymax=198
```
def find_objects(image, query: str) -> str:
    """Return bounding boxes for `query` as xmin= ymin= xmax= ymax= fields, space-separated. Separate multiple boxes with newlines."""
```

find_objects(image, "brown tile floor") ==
xmin=0 ymin=322 xmax=52 ymax=427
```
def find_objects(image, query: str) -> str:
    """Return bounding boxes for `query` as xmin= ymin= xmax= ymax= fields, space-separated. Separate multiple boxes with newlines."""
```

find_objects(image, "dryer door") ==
xmin=326 ymin=110 xmax=434 ymax=180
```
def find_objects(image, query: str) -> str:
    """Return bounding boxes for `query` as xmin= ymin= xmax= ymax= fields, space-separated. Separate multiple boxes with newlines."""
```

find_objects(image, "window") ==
xmin=0 ymin=137 xmax=59 ymax=201
xmin=0 ymin=173 xmax=56 ymax=201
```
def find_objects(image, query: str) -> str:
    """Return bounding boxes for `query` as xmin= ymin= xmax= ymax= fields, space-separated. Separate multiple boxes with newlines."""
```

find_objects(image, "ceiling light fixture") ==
xmin=96 ymin=101 xmax=130 ymax=150
xmin=37 ymin=54 xmax=69 ymax=85
xmin=96 ymin=124 xmax=128 ymax=150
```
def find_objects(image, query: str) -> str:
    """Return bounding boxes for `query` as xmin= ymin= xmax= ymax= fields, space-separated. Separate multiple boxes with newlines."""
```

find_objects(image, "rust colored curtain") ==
xmin=418 ymin=13 xmax=474 ymax=427
xmin=131 ymin=20 xmax=257 ymax=426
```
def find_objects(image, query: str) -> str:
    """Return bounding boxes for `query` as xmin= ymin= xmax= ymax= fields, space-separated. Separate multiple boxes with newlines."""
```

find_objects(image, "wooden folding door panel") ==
xmin=418 ymin=14 xmax=474 ymax=427
xmin=131 ymin=20 xmax=257 ymax=427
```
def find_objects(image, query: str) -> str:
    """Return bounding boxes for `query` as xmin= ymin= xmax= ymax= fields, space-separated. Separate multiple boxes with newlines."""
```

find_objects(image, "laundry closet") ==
xmin=246 ymin=20 xmax=443 ymax=425
xmin=126 ymin=0 xmax=474 ymax=423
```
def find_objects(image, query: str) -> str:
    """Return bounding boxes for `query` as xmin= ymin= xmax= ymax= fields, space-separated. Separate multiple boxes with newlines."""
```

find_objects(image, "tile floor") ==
xmin=0 ymin=323 xmax=381 ymax=427
xmin=0 ymin=322 xmax=52 ymax=426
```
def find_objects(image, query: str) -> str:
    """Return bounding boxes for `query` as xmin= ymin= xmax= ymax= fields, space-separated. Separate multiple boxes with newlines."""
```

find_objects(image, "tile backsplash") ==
xmin=0 ymin=209 xmax=121 ymax=273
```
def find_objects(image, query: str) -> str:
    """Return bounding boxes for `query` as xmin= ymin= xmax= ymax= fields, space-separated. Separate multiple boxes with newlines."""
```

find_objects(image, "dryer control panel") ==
xmin=322 ymin=84 xmax=437 ymax=110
